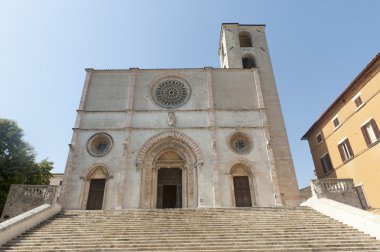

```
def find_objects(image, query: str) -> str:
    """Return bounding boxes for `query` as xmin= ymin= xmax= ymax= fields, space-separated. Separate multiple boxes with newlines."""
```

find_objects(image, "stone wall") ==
xmin=0 ymin=185 xmax=59 ymax=222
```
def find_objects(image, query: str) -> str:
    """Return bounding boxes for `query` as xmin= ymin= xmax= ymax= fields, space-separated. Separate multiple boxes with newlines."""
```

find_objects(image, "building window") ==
xmin=316 ymin=132 xmax=323 ymax=144
xmin=355 ymin=185 xmax=368 ymax=210
xmin=333 ymin=116 xmax=340 ymax=128
xmin=242 ymin=57 xmax=256 ymax=69
xmin=320 ymin=153 xmax=333 ymax=174
xmin=354 ymin=95 xmax=363 ymax=108
xmin=87 ymin=133 xmax=113 ymax=157
xmin=239 ymin=32 xmax=252 ymax=47
xmin=361 ymin=119 xmax=380 ymax=146
xmin=229 ymin=132 xmax=252 ymax=155
xmin=338 ymin=138 xmax=353 ymax=162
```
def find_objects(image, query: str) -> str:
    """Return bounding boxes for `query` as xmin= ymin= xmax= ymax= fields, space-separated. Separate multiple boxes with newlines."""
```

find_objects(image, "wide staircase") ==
xmin=2 ymin=207 xmax=380 ymax=251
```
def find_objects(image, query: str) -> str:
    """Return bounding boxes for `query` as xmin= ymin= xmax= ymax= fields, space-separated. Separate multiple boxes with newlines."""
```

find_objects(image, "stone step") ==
xmin=21 ymin=230 xmax=365 ymax=238
xmin=6 ymin=239 xmax=378 ymax=247
xmin=4 ymin=249 xmax=380 ymax=252
xmin=4 ymin=243 xmax=380 ymax=251
xmin=2 ymin=207 xmax=380 ymax=251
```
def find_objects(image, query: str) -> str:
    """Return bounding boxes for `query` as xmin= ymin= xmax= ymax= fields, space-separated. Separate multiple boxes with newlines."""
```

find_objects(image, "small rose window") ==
xmin=229 ymin=132 xmax=252 ymax=154
xmin=87 ymin=133 xmax=113 ymax=157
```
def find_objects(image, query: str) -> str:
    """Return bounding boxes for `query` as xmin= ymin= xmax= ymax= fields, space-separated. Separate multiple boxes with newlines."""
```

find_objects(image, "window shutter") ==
xmin=320 ymin=158 xmax=327 ymax=174
xmin=346 ymin=139 xmax=354 ymax=157
xmin=338 ymin=144 xmax=345 ymax=162
xmin=327 ymin=155 xmax=333 ymax=171
xmin=371 ymin=119 xmax=380 ymax=139
xmin=361 ymin=125 xmax=371 ymax=146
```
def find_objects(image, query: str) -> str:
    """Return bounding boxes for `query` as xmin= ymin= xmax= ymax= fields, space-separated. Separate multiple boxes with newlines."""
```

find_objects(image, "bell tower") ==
xmin=219 ymin=23 xmax=300 ymax=206
xmin=219 ymin=23 xmax=267 ymax=69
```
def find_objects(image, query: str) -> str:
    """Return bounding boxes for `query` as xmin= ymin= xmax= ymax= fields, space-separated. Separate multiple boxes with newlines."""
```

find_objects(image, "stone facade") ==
xmin=60 ymin=23 xmax=299 ymax=210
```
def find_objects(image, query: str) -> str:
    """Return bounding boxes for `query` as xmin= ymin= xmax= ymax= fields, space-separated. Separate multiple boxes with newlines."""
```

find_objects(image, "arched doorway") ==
xmin=230 ymin=164 xmax=255 ymax=207
xmin=156 ymin=151 xmax=184 ymax=208
xmin=137 ymin=132 xmax=203 ymax=209
xmin=82 ymin=165 xmax=110 ymax=210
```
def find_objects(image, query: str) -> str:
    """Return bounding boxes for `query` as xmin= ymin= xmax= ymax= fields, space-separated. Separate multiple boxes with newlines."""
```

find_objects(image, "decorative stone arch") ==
xmin=80 ymin=164 xmax=111 ymax=210
xmin=137 ymin=131 xmax=204 ymax=209
xmin=228 ymin=160 xmax=257 ymax=207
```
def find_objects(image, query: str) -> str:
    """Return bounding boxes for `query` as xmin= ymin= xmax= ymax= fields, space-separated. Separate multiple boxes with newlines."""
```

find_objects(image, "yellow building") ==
xmin=302 ymin=52 xmax=380 ymax=211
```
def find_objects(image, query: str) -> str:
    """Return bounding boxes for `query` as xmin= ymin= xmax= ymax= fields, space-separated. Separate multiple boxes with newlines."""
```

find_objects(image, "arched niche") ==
xmin=137 ymin=131 xmax=203 ymax=209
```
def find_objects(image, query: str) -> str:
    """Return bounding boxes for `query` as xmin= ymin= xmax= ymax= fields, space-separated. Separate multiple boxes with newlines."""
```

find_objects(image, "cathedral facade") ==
xmin=60 ymin=23 xmax=299 ymax=210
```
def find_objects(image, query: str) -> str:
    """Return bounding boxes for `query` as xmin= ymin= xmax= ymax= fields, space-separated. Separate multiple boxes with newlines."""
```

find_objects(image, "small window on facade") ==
xmin=338 ymin=138 xmax=354 ymax=162
xmin=320 ymin=153 xmax=333 ymax=174
xmin=355 ymin=185 xmax=368 ymax=210
xmin=316 ymin=132 xmax=323 ymax=144
xmin=333 ymin=116 xmax=340 ymax=128
xmin=361 ymin=119 xmax=380 ymax=146
xmin=354 ymin=96 xmax=363 ymax=108
xmin=239 ymin=32 xmax=252 ymax=47
xmin=242 ymin=57 xmax=256 ymax=69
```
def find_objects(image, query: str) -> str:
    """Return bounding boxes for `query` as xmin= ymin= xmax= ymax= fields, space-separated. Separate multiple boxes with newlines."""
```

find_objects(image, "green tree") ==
xmin=0 ymin=118 xmax=53 ymax=215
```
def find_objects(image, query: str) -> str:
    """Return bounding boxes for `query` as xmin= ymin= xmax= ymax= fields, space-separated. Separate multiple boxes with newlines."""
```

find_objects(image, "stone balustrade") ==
xmin=0 ymin=185 xmax=59 ymax=222
xmin=309 ymin=178 xmax=362 ymax=209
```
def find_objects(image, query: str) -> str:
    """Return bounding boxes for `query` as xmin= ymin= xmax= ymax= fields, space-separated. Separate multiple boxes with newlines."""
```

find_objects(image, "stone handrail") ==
xmin=0 ymin=204 xmax=61 ymax=245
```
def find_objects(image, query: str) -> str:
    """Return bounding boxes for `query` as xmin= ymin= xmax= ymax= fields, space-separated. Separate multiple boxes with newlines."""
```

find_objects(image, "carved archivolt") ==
xmin=136 ymin=131 xmax=204 ymax=167
xmin=137 ymin=131 xmax=203 ymax=208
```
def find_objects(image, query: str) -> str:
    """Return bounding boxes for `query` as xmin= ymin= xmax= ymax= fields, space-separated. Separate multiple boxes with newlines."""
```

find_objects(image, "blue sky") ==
xmin=0 ymin=0 xmax=379 ymax=188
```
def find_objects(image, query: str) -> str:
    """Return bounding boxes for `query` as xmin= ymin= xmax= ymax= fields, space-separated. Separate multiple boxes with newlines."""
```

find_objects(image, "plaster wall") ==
xmin=305 ymin=64 xmax=380 ymax=209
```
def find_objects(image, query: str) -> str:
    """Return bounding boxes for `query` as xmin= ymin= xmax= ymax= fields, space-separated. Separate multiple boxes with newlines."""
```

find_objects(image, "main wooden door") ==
xmin=233 ymin=176 xmax=252 ymax=207
xmin=86 ymin=179 xmax=106 ymax=210
xmin=157 ymin=168 xmax=182 ymax=208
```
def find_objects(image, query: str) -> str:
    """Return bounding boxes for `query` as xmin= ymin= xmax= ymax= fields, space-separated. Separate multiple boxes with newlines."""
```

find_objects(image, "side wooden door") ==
xmin=86 ymin=179 xmax=106 ymax=210
xmin=233 ymin=176 xmax=252 ymax=207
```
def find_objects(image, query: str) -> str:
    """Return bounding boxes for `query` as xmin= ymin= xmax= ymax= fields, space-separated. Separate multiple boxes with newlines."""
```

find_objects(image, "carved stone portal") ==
xmin=137 ymin=132 xmax=203 ymax=209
